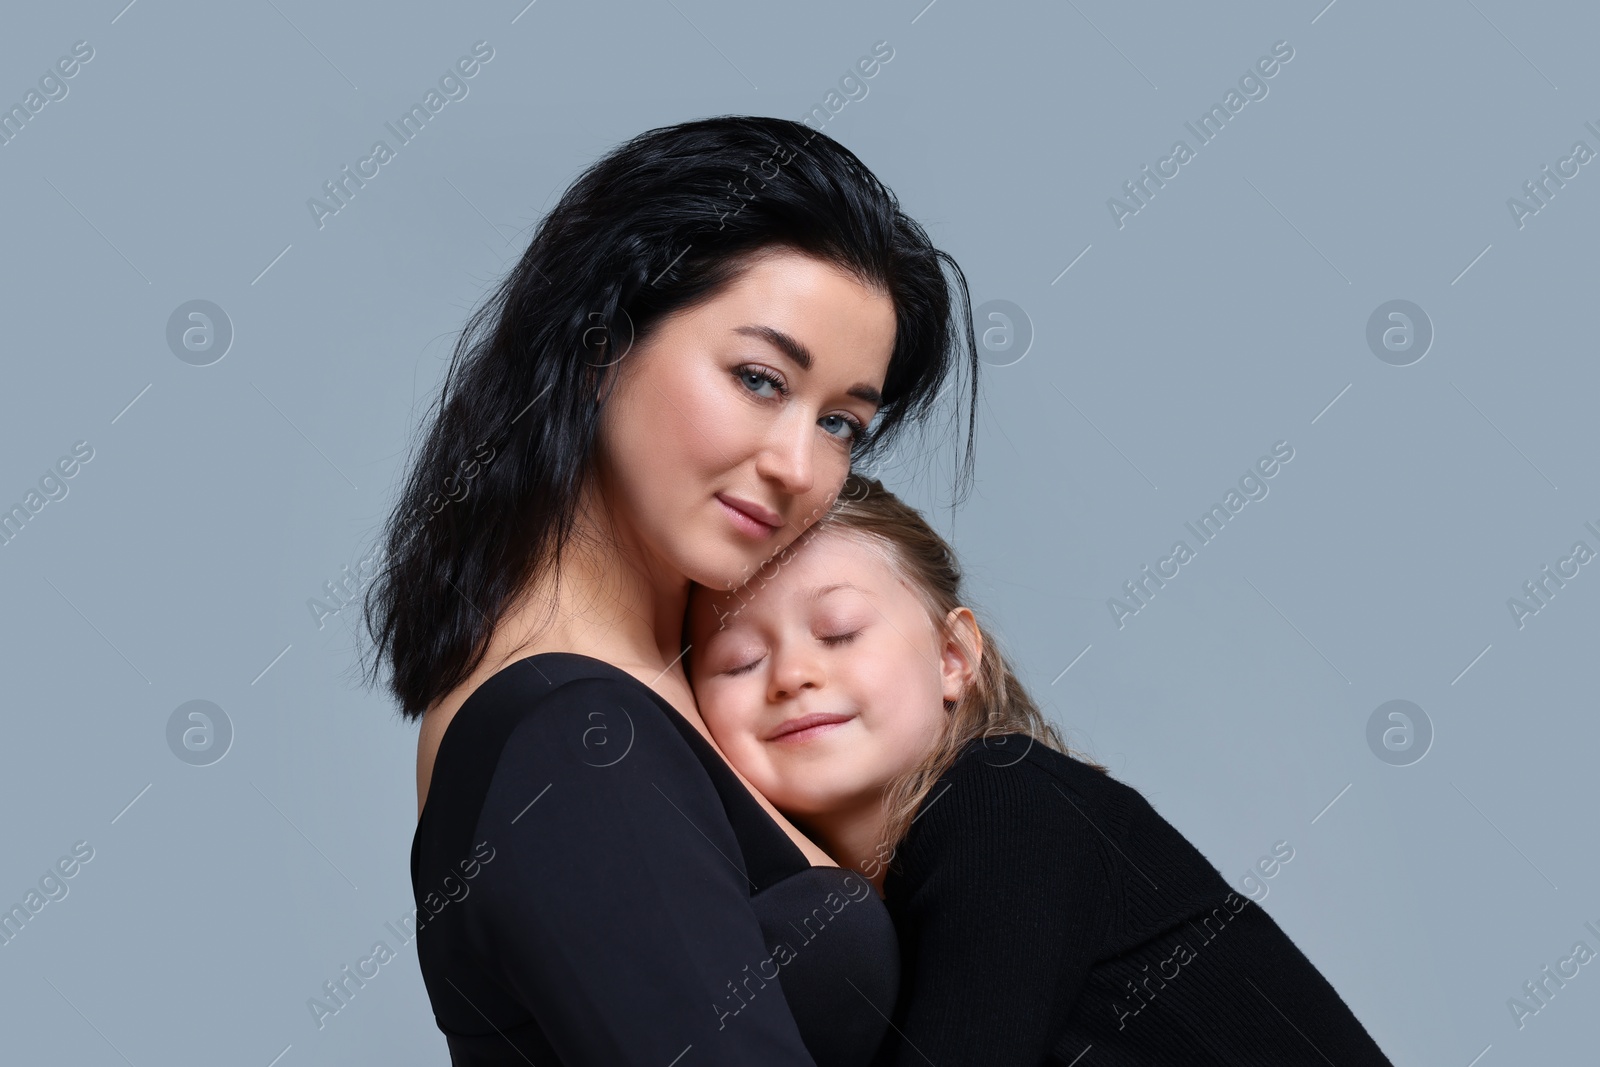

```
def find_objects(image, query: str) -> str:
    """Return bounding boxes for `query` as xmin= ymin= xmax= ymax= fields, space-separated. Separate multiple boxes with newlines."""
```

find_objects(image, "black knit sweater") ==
xmin=869 ymin=734 xmax=1394 ymax=1065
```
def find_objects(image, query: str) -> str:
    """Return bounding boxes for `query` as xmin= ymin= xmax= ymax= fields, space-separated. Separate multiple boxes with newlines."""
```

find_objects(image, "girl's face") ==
xmin=686 ymin=528 xmax=977 ymax=821
xmin=593 ymin=247 xmax=896 ymax=595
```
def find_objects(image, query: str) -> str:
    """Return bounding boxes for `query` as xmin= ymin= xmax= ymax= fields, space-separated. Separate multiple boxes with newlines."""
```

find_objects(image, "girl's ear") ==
xmin=938 ymin=607 xmax=983 ymax=705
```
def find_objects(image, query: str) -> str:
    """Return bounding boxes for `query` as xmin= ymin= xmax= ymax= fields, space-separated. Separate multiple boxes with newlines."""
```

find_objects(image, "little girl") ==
xmin=685 ymin=474 xmax=1394 ymax=1066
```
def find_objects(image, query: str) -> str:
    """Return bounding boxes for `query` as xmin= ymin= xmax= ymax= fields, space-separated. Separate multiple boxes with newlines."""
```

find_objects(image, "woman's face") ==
xmin=594 ymin=247 xmax=896 ymax=594
xmin=685 ymin=528 xmax=975 ymax=821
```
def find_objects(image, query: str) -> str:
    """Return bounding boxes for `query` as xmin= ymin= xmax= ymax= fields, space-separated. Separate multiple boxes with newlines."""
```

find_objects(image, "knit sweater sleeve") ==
xmin=872 ymin=743 xmax=1117 ymax=1066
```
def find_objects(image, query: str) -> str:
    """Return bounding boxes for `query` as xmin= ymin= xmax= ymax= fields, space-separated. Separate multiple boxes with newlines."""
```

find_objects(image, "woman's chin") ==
xmin=689 ymin=561 xmax=787 ymax=609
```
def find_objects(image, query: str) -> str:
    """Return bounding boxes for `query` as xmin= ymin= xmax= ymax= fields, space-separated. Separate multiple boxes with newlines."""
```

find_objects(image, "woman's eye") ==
xmin=819 ymin=413 xmax=865 ymax=442
xmin=736 ymin=365 xmax=866 ymax=443
xmin=736 ymin=365 xmax=784 ymax=399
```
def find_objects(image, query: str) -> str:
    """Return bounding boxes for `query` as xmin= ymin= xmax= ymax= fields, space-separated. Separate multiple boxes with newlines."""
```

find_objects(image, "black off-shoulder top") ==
xmin=411 ymin=652 xmax=899 ymax=1065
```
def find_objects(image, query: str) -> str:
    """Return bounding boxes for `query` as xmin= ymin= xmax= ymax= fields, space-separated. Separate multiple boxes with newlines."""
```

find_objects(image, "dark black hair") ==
xmin=360 ymin=114 xmax=982 ymax=720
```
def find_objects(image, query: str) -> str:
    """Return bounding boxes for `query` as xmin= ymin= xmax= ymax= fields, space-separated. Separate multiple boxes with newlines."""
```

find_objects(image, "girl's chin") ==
xmin=767 ymin=783 xmax=878 ymax=821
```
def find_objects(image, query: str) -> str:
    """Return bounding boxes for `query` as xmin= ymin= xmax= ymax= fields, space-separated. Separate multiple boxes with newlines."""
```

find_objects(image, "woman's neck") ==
xmin=508 ymin=488 xmax=692 ymax=681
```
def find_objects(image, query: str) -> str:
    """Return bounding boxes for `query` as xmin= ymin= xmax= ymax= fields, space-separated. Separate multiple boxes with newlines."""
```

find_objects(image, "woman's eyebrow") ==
xmin=732 ymin=324 xmax=884 ymax=407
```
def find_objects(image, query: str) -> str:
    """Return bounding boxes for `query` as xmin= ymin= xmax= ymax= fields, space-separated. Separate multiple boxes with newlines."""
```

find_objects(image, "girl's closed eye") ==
xmin=721 ymin=629 xmax=862 ymax=675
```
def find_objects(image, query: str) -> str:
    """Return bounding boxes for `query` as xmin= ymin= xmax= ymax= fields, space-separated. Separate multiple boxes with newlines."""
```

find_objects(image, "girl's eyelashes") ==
xmin=733 ymin=363 xmax=867 ymax=442
xmin=720 ymin=629 xmax=864 ymax=675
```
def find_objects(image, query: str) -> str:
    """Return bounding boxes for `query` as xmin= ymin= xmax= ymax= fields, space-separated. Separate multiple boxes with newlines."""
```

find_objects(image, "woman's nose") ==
xmin=754 ymin=413 xmax=816 ymax=498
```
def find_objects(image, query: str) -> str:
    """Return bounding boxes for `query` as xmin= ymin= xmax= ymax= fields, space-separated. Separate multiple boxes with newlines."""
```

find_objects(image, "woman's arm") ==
xmin=464 ymin=675 xmax=821 ymax=1064
xmin=874 ymin=756 xmax=1111 ymax=1066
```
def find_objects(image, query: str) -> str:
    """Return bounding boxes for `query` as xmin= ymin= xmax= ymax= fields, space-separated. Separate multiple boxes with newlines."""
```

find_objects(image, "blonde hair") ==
xmin=811 ymin=473 xmax=1107 ymax=866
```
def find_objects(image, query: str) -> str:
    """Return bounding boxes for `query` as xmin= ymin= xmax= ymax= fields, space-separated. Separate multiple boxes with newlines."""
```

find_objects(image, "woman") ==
xmin=361 ymin=116 xmax=982 ymax=1064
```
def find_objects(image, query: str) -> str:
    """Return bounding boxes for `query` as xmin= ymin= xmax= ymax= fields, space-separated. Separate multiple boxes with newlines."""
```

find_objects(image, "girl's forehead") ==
xmin=719 ymin=532 xmax=885 ymax=600
xmin=690 ymin=540 xmax=905 ymax=638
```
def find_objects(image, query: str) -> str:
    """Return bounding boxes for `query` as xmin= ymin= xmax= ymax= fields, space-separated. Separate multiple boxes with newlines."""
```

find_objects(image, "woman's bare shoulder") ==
xmin=416 ymin=650 xmax=535 ymax=818
xmin=416 ymin=651 xmax=659 ymax=817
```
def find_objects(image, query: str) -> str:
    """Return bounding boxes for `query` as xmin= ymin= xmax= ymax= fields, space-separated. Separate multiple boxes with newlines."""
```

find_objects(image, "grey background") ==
xmin=1 ymin=0 xmax=1594 ymax=1063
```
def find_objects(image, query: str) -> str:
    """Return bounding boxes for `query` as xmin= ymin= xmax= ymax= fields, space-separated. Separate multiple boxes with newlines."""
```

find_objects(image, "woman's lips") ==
xmin=717 ymin=495 xmax=778 ymax=540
